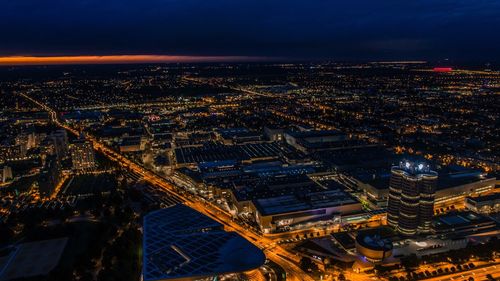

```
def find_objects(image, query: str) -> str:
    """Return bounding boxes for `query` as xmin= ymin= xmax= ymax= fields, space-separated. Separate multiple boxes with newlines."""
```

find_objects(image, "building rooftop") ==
xmin=284 ymin=130 xmax=345 ymax=139
xmin=218 ymin=128 xmax=263 ymax=142
xmin=332 ymin=232 xmax=356 ymax=250
xmin=393 ymin=160 xmax=434 ymax=174
xmin=142 ymin=205 xmax=265 ymax=281
xmin=174 ymin=141 xmax=290 ymax=164
xmin=433 ymin=211 xmax=499 ymax=238
xmin=355 ymin=228 xmax=394 ymax=252
xmin=120 ymin=136 xmax=142 ymax=146
xmin=231 ymin=174 xmax=323 ymax=202
xmin=253 ymin=188 xmax=358 ymax=216
xmin=0 ymin=238 xmax=68 ymax=281
xmin=312 ymin=145 xmax=394 ymax=170
xmin=466 ymin=192 xmax=500 ymax=203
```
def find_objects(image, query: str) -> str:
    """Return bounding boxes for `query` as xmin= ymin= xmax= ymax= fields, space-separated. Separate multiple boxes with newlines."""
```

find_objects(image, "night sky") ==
xmin=1 ymin=0 xmax=500 ymax=62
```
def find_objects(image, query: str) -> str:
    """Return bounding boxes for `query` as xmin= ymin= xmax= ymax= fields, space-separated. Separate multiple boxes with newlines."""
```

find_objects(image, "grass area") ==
xmin=21 ymin=221 xmax=104 ymax=272
xmin=57 ymin=222 xmax=102 ymax=269
xmin=3 ymin=171 xmax=142 ymax=281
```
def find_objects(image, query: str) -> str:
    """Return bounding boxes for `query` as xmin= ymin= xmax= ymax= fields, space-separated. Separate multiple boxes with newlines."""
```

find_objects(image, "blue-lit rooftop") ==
xmin=143 ymin=204 xmax=265 ymax=281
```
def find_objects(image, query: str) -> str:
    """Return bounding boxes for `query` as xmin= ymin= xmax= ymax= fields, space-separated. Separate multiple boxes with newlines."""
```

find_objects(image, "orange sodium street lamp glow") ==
xmin=0 ymin=55 xmax=264 ymax=65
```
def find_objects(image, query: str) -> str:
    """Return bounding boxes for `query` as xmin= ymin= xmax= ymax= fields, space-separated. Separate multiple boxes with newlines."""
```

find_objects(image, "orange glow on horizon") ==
xmin=0 ymin=55 xmax=266 ymax=65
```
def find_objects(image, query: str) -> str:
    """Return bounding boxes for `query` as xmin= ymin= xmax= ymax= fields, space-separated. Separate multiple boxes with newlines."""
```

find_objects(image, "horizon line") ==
xmin=0 ymin=55 xmax=273 ymax=66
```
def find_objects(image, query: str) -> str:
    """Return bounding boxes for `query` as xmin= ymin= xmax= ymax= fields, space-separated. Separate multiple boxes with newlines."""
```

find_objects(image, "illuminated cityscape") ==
xmin=0 ymin=1 xmax=500 ymax=281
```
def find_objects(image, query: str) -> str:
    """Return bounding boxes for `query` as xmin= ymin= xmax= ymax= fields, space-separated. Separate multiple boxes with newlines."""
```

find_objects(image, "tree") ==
xmin=400 ymin=254 xmax=419 ymax=272
xmin=374 ymin=264 xmax=395 ymax=276
xmin=0 ymin=223 xmax=13 ymax=244
xmin=79 ymin=271 xmax=95 ymax=281
xmin=299 ymin=257 xmax=318 ymax=272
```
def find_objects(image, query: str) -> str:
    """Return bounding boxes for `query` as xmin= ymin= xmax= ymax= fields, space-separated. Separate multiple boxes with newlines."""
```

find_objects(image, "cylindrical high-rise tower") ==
xmin=386 ymin=161 xmax=438 ymax=236
xmin=417 ymin=172 xmax=438 ymax=233
xmin=387 ymin=168 xmax=403 ymax=228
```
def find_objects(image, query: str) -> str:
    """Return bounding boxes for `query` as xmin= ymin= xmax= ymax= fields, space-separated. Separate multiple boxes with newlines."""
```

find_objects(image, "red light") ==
xmin=433 ymin=67 xmax=453 ymax=72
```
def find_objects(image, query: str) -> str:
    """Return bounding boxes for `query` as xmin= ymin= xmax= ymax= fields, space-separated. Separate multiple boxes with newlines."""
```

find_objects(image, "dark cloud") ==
xmin=1 ymin=0 xmax=499 ymax=61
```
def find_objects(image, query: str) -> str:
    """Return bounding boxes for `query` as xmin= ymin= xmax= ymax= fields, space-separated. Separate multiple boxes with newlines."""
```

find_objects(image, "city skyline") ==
xmin=0 ymin=1 xmax=499 ymax=281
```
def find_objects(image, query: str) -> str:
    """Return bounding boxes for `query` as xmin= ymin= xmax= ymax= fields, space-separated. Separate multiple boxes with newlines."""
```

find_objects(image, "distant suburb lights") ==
xmin=0 ymin=55 xmax=266 ymax=65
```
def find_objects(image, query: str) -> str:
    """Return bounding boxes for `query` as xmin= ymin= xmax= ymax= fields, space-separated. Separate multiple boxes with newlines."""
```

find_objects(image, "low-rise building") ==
xmin=465 ymin=193 xmax=500 ymax=214
xmin=119 ymin=136 xmax=147 ymax=152
xmin=252 ymin=189 xmax=361 ymax=233
xmin=69 ymin=139 xmax=96 ymax=171
xmin=433 ymin=211 xmax=499 ymax=239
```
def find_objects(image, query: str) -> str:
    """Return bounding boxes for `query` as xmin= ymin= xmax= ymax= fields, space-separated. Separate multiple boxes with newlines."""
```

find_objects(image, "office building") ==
xmin=15 ymin=132 xmax=36 ymax=156
xmin=387 ymin=160 xmax=438 ymax=236
xmin=69 ymin=139 xmax=96 ymax=170
xmin=0 ymin=145 xmax=23 ymax=161
xmin=38 ymin=155 xmax=62 ymax=196
xmin=1 ymin=165 xmax=13 ymax=183
xmin=224 ymin=174 xmax=362 ymax=233
xmin=49 ymin=130 xmax=69 ymax=160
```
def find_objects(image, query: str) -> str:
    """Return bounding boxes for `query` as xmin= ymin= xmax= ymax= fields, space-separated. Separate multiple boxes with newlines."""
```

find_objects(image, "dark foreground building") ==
xmin=142 ymin=204 xmax=265 ymax=281
xmin=387 ymin=161 xmax=438 ymax=236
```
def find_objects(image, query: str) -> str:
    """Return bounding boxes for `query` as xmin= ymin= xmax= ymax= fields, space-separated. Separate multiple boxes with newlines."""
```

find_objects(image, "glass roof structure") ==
xmin=143 ymin=204 xmax=265 ymax=281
